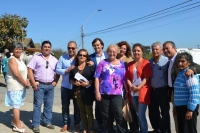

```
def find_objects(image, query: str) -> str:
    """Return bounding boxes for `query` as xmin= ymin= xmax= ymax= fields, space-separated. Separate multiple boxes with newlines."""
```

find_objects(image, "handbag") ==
xmin=122 ymin=99 xmax=133 ymax=122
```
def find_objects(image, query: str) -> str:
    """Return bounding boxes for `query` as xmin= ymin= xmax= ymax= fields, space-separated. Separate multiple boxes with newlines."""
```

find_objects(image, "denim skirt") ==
xmin=5 ymin=89 xmax=26 ymax=109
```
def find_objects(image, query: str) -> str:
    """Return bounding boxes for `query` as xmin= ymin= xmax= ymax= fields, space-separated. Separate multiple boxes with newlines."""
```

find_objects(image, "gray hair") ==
xmin=4 ymin=49 xmax=9 ymax=53
xmin=151 ymin=41 xmax=162 ymax=49
xmin=176 ymin=52 xmax=193 ymax=64
xmin=106 ymin=44 xmax=120 ymax=54
xmin=12 ymin=42 xmax=23 ymax=51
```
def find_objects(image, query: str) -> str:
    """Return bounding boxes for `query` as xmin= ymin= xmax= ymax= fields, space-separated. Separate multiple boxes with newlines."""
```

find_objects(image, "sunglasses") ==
xmin=68 ymin=47 xmax=75 ymax=50
xmin=46 ymin=61 xmax=49 ymax=69
xmin=78 ymin=54 xmax=87 ymax=57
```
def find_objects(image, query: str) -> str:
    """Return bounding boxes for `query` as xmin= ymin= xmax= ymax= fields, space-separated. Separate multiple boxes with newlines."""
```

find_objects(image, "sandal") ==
xmin=11 ymin=121 xmax=23 ymax=127
xmin=12 ymin=126 xmax=27 ymax=133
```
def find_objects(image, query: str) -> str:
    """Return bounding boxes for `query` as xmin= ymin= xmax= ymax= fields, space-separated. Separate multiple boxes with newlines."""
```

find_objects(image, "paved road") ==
xmin=0 ymin=77 xmax=199 ymax=133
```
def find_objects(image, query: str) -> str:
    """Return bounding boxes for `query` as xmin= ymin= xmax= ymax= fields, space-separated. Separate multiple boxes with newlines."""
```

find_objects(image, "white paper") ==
xmin=74 ymin=72 xmax=91 ymax=88
xmin=131 ymin=78 xmax=141 ymax=97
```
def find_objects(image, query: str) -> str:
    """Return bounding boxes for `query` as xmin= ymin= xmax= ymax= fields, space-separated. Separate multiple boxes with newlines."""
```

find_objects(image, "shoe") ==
xmin=148 ymin=130 xmax=161 ymax=133
xmin=97 ymin=124 xmax=103 ymax=132
xmin=13 ymin=126 xmax=27 ymax=133
xmin=33 ymin=126 xmax=40 ymax=133
xmin=60 ymin=125 xmax=69 ymax=132
xmin=74 ymin=124 xmax=83 ymax=132
xmin=11 ymin=121 xmax=23 ymax=127
xmin=45 ymin=123 xmax=55 ymax=129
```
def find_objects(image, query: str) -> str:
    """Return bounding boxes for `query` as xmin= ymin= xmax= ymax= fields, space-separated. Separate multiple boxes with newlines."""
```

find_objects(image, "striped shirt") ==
xmin=174 ymin=67 xmax=200 ymax=111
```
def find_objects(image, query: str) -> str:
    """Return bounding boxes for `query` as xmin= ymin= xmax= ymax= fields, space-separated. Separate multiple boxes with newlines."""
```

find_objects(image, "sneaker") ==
xmin=33 ymin=126 xmax=40 ymax=133
xmin=45 ymin=123 xmax=55 ymax=129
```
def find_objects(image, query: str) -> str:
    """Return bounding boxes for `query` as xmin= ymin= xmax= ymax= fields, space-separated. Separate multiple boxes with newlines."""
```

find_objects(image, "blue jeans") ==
xmin=32 ymin=84 xmax=54 ymax=127
xmin=132 ymin=96 xmax=147 ymax=133
xmin=61 ymin=87 xmax=81 ymax=126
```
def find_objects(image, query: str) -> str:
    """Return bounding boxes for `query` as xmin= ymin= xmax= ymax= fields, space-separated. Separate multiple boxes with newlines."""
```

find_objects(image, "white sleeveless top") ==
xmin=6 ymin=56 xmax=27 ymax=91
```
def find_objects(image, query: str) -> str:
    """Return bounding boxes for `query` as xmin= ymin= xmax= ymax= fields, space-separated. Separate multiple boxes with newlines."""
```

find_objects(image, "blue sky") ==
xmin=1 ymin=0 xmax=200 ymax=54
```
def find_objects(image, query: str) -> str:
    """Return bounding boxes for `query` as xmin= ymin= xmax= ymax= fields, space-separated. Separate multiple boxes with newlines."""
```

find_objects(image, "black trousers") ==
xmin=176 ymin=105 xmax=199 ymax=133
xmin=95 ymin=100 xmax=103 ymax=125
xmin=148 ymin=86 xmax=171 ymax=133
xmin=98 ymin=95 xmax=126 ymax=133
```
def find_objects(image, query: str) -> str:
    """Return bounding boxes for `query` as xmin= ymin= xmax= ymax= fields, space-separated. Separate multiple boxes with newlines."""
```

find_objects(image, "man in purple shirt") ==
xmin=28 ymin=40 xmax=60 ymax=133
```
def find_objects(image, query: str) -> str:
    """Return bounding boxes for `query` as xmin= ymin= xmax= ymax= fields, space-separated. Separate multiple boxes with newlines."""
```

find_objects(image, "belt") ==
xmin=35 ymin=80 xmax=52 ymax=85
xmin=152 ymin=85 xmax=168 ymax=90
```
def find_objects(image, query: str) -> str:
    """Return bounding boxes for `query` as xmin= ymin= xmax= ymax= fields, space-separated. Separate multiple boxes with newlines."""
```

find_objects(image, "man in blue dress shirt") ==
xmin=56 ymin=41 xmax=81 ymax=132
xmin=148 ymin=42 xmax=171 ymax=133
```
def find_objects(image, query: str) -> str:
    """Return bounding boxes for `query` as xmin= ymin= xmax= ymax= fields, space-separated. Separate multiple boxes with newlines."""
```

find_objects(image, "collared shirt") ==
xmin=168 ymin=53 xmax=177 ymax=87
xmin=96 ymin=52 xmax=105 ymax=65
xmin=56 ymin=54 xmax=74 ymax=89
xmin=150 ymin=55 xmax=169 ymax=88
xmin=27 ymin=53 xmax=58 ymax=82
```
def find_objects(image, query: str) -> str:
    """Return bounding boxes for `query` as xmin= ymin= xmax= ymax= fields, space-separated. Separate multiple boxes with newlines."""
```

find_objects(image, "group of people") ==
xmin=4 ymin=38 xmax=200 ymax=133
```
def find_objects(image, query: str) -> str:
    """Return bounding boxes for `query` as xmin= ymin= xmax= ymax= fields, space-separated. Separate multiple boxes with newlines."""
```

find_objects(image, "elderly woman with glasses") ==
xmin=5 ymin=42 xmax=30 ymax=133
xmin=94 ymin=44 xmax=128 ymax=133
xmin=70 ymin=49 xmax=95 ymax=133
xmin=174 ymin=52 xmax=200 ymax=133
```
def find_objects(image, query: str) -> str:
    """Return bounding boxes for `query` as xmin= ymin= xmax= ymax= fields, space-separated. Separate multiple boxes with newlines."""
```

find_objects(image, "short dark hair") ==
xmin=92 ymin=38 xmax=104 ymax=49
xmin=163 ymin=41 xmax=176 ymax=48
xmin=5 ymin=52 xmax=11 ymax=58
xmin=116 ymin=41 xmax=132 ymax=58
xmin=176 ymin=52 xmax=193 ymax=64
xmin=41 ymin=40 xmax=52 ymax=48
xmin=75 ymin=49 xmax=91 ymax=65
xmin=132 ymin=43 xmax=144 ymax=52
xmin=12 ymin=42 xmax=23 ymax=51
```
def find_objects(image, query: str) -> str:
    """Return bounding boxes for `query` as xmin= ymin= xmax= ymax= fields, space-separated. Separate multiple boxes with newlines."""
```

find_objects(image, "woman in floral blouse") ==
xmin=94 ymin=44 xmax=128 ymax=133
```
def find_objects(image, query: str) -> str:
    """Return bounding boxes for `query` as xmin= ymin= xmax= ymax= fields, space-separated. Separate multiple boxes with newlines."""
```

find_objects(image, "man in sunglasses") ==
xmin=55 ymin=41 xmax=82 ymax=132
xmin=27 ymin=40 xmax=60 ymax=133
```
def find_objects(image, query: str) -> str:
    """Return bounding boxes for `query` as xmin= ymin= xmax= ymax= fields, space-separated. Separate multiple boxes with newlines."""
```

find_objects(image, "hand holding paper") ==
xmin=74 ymin=72 xmax=91 ymax=88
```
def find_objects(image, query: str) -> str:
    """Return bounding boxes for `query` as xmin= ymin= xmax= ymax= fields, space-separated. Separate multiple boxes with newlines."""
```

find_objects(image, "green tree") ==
xmin=0 ymin=13 xmax=28 ymax=52
xmin=52 ymin=48 xmax=66 ymax=59
xmin=143 ymin=46 xmax=152 ymax=60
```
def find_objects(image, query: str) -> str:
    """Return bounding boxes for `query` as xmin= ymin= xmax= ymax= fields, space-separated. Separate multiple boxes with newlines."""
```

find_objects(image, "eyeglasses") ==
xmin=46 ymin=61 xmax=49 ymax=69
xmin=78 ymin=54 xmax=87 ymax=57
xmin=68 ymin=47 xmax=75 ymax=50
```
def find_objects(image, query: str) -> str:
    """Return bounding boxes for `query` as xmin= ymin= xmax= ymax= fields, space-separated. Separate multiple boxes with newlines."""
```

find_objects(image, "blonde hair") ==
xmin=106 ymin=44 xmax=120 ymax=54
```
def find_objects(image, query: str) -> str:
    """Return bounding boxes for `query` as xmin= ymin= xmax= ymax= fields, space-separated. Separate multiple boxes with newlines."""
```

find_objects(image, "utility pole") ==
xmin=81 ymin=9 xmax=102 ymax=49
xmin=81 ymin=25 xmax=84 ymax=49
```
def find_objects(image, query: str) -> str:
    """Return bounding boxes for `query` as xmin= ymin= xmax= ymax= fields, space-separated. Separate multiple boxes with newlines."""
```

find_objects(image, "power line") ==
xmin=86 ymin=3 xmax=200 ymax=36
xmin=96 ymin=13 xmax=200 ymax=38
xmin=85 ymin=0 xmax=198 ymax=36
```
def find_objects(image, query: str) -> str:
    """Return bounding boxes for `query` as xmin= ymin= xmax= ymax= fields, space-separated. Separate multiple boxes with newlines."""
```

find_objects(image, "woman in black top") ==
xmin=70 ymin=49 xmax=95 ymax=133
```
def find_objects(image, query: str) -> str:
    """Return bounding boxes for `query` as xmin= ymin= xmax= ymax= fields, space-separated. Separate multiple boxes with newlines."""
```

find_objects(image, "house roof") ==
xmin=23 ymin=38 xmax=33 ymax=47
xmin=34 ymin=43 xmax=41 ymax=49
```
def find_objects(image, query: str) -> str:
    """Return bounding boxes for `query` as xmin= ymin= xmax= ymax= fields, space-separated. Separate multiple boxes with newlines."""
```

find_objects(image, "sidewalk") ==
xmin=0 ymin=77 xmax=199 ymax=133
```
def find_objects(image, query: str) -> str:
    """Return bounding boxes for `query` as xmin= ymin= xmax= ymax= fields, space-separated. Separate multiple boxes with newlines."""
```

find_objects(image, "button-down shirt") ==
xmin=168 ymin=53 xmax=177 ymax=87
xmin=150 ymin=55 xmax=169 ymax=88
xmin=27 ymin=53 xmax=58 ymax=82
xmin=55 ymin=54 xmax=75 ymax=89
xmin=96 ymin=53 xmax=106 ymax=65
